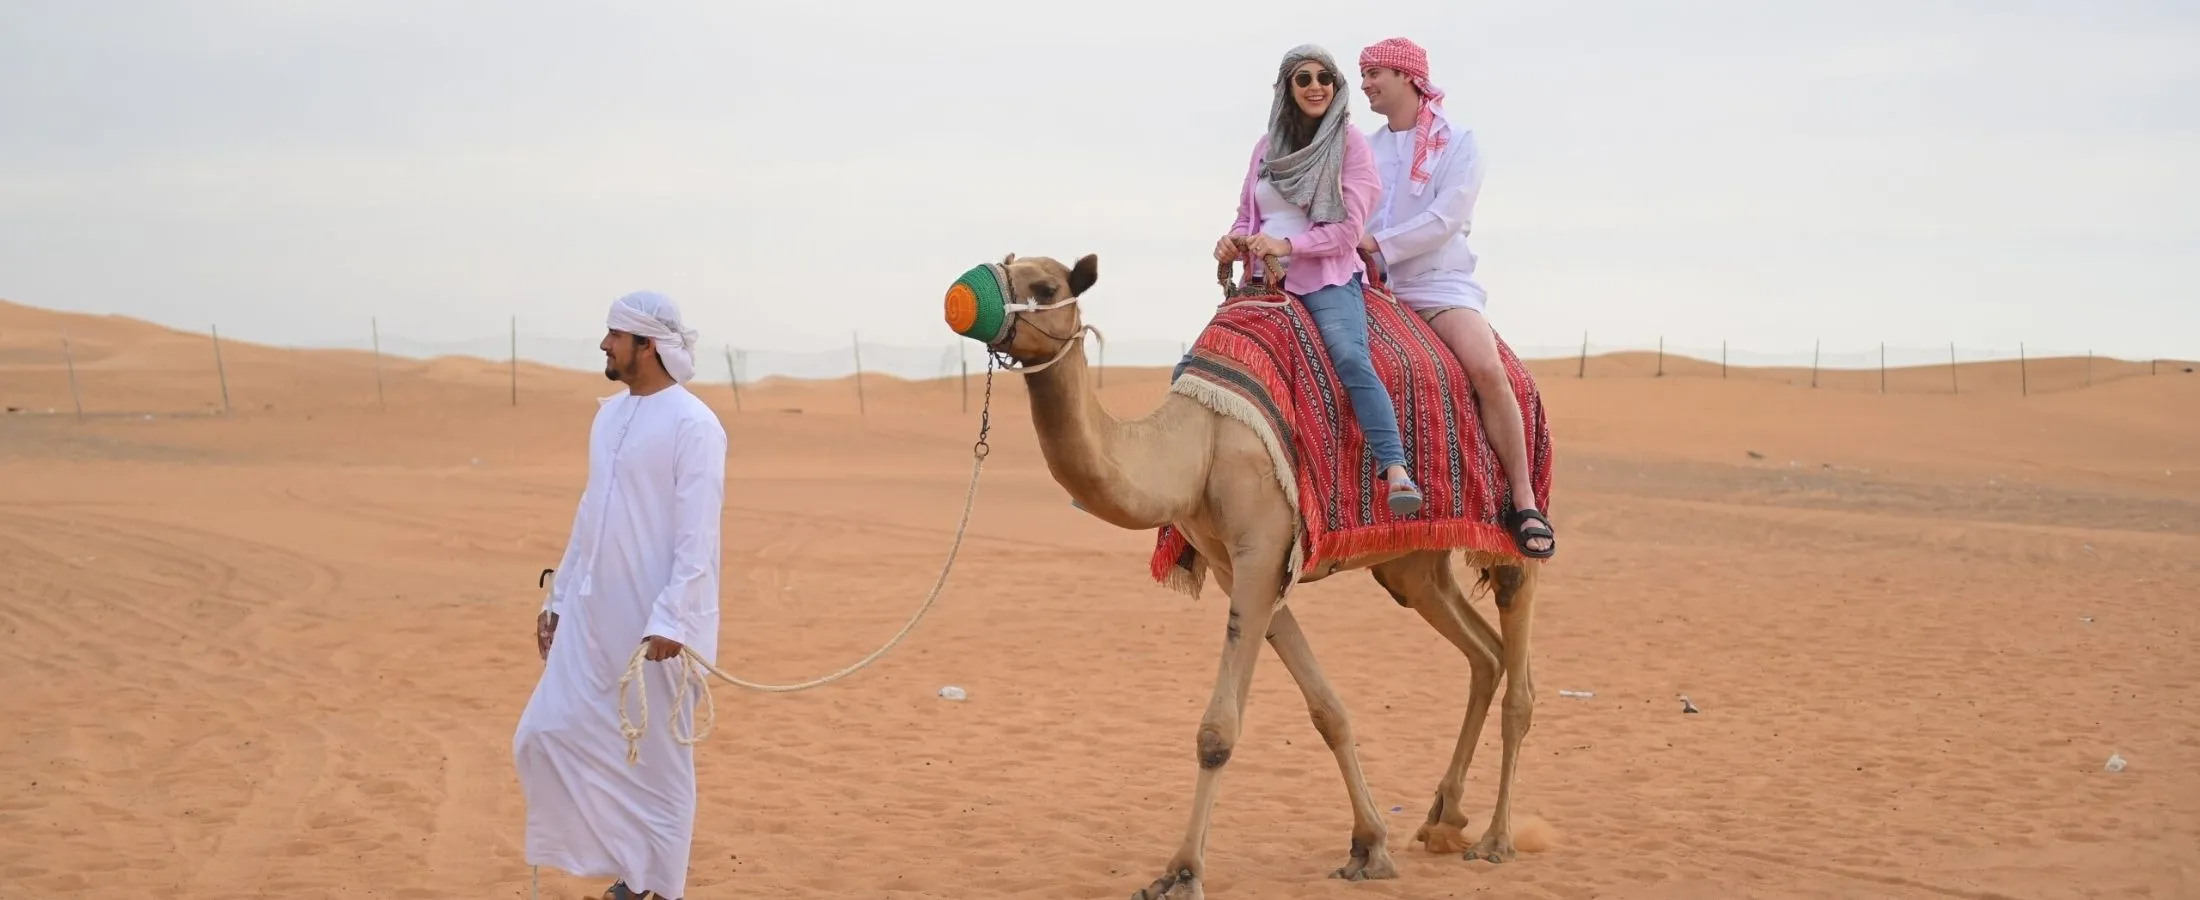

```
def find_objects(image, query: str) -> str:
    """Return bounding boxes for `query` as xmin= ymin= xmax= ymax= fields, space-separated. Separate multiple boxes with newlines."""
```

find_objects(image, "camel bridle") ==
xmin=984 ymin=264 xmax=1101 ymax=375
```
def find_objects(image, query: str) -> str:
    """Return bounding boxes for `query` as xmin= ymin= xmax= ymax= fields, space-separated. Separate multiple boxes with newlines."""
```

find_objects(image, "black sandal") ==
xmin=604 ymin=882 xmax=667 ymax=900
xmin=1506 ymin=507 xmax=1556 ymax=559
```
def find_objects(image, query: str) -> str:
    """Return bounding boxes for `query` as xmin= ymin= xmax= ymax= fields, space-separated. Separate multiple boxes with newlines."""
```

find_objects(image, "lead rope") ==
xmin=610 ymin=355 xmax=1005 ymax=764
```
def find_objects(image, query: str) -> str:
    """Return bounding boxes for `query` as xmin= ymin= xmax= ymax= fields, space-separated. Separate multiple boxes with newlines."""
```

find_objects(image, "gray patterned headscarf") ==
xmin=1259 ymin=44 xmax=1353 ymax=224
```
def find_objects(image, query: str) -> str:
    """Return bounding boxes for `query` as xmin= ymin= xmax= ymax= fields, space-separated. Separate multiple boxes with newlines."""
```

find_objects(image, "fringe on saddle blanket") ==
xmin=1152 ymin=287 xmax=1555 ymax=606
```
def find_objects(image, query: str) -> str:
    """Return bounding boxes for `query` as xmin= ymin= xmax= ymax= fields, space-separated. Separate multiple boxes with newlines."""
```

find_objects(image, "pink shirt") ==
xmin=1228 ymin=129 xmax=1380 ymax=296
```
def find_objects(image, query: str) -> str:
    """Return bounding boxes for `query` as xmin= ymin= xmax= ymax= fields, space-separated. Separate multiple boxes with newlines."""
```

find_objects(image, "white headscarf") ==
xmin=605 ymin=290 xmax=700 ymax=383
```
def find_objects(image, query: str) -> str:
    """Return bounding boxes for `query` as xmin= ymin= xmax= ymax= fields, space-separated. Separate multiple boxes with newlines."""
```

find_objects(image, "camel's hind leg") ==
xmin=1466 ymin=562 xmax=1540 ymax=863
xmin=1370 ymin=552 xmax=1503 ymax=856
xmin=1265 ymin=605 xmax=1396 ymax=881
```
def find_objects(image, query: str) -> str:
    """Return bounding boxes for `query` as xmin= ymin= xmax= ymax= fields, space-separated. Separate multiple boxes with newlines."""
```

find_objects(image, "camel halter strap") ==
xmin=962 ymin=261 xmax=1103 ymax=375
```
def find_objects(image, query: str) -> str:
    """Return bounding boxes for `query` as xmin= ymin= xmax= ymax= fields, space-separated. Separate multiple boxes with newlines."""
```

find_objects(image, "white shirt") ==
xmin=1367 ymin=115 xmax=1488 ymax=312
xmin=1255 ymin=178 xmax=1313 ymax=241
xmin=515 ymin=382 xmax=727 ymax=898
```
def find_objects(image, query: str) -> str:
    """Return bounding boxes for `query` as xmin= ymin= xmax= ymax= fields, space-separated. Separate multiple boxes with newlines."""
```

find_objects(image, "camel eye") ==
xmin=1030 ymin=282 xmax=1057 ymax=302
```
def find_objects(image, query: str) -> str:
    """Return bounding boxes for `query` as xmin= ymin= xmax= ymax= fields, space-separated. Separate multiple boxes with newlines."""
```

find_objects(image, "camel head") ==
xmin=944 ymin=252 xmax=1100 ymax=370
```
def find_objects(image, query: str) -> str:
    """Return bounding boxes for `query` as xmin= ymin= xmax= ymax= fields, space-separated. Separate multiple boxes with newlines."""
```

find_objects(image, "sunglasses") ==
xmin=1293 ymin=69 xmax=1336 ymax=89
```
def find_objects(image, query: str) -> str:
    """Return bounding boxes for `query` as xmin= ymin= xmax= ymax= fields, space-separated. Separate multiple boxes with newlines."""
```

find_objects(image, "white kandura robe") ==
xmin=514 ymin=383 xmax=727 ymax=899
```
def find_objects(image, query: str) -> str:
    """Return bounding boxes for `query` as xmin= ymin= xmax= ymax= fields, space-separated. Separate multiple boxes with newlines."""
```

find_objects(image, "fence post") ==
xmin=1879 ymin=342 xmax=1886 ymax=394
xmin=1576 ymin=331 xmax=1588 ymax=379
xmin=1721 ymin=340 xmax=1727 ymax=379
xmin=1949 ymin=342 xmax=1959 ymax=395
xmin=960 ymin=351 xmax=969 ymax=414
xmin=371 ymin=317 xmax=385 ymax=409
xmin=1655 ymin=336 xmax=1664 ymax=378
xmin=62 ymin=330 xmax=84 ymax=422
xmin=1811 ymin=339 xmax=1820 ymax=388
xmin=724 ymin=346 xmax=743 ymax=412
xmin=508 ymin=315 xmax=518 ymax=407
xmin=2019 ymin=342 xmax=2028 ymax=397
xmin=2086 ymin=350 xmax=2092 ymax=387
xmin=210 ymin=325 xmax=232 ymax=413
xmin=851 ymin=331 xmax=867 ymax=416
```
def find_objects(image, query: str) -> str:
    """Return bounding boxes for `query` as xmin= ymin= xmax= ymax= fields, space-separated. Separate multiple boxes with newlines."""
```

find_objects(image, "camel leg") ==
xmin=1466 ymin=562 xmax=1539 ymax=863
xmin=1371 ymin=553 xmax=1503 ymax=856
xmin=1132 ymin=545 xmax=1286 ymax=900
xmin=1264 ymin=605 xmax=1396 ymax=882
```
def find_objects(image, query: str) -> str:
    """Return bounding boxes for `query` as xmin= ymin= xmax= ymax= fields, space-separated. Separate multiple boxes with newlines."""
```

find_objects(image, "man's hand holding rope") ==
xmin=642 ymin=635 xmax=684 ymax=662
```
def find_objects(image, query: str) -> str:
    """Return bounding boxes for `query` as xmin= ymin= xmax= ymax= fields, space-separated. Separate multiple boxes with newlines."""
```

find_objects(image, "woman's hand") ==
xmin=1244 ymin=234 xmax=1291 ymax=260
xmin=1213 ymin=235 xmax=1242 ymax=263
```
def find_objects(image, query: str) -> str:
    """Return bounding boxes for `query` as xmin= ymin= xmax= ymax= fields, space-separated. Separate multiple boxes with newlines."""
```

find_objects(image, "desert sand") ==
xmin=3 ymin=298 xmax=2197 ymax=899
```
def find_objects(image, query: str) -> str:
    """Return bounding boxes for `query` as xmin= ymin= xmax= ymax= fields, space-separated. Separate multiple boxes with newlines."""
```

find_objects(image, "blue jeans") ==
xmin=1170 ymin=274 xmax=1409 ymax=474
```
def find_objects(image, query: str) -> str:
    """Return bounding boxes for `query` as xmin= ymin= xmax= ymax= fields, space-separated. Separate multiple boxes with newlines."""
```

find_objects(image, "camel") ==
xmin=953 ymin=251 xmax=1545 ymax=900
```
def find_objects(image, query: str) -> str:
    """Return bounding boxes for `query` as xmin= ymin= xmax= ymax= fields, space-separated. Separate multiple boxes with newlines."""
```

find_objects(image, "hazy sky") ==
xmin=3 ymin=1 xmax=2195 ymax=372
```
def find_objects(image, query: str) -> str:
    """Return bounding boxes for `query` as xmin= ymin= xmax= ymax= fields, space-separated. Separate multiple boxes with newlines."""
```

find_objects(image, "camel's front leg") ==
xmin=1132 ymin=552 xmax=1284 ymax=900
xmin=1468 ymin=563 xmax=1540 ymax=864
xmin=1266 ymin=606 xmax=1396 ymax=881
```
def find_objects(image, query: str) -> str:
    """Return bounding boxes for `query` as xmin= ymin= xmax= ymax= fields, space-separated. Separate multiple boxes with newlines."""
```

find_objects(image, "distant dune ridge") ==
xmin=2 ymin=295 xmax=2196 ymax=898
xmin=4 ymin=299 xmax=2192 ymax=420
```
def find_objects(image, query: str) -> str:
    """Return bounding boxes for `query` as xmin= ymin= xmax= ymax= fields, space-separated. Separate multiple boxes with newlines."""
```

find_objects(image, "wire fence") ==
xmin=3 ymin=318 xmax=2194 ymax=420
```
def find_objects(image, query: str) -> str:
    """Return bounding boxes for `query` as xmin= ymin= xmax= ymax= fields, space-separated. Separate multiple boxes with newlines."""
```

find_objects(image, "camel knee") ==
xmin=1501 ymin=683 xmax=1535 ymax=736
xmin=1468 ymin=654 xmax=1501 ymax=692
xmin=1307 ymin=703 xmax=1349 ymax=749
xmin=1197 ymin=725 xmax=1233 ymax=769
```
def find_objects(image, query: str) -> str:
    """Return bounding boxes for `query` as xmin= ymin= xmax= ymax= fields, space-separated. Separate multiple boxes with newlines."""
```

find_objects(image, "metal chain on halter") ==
xmin=974 ymin=351 xmax=995 ymax=462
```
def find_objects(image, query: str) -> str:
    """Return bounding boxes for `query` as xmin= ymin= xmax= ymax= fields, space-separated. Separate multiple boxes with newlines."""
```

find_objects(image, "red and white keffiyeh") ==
xmin=1359 ymin=37 xmax=1450 ymax=194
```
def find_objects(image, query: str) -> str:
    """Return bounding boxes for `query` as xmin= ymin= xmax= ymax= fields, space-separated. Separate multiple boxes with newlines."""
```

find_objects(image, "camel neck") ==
xmin=1020 ymin=342 xmax=1202 ymax=530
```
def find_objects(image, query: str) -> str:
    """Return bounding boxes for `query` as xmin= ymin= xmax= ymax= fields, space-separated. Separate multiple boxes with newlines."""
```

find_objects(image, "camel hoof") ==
xmin=1131 ymin=867 xmax=1204 ymax=900
xmin=1464 ymin=833 xmax=1517 ymax=864
xmin=1415 ymin=821 xmax=1473 ymax=855
xmin=1329 ymin=847 xmax=1398 ymax=881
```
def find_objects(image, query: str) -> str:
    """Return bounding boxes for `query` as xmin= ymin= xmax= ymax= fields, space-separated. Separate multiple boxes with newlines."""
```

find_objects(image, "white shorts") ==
xmin=1389 ymin=269 xmax=1487 ymax=317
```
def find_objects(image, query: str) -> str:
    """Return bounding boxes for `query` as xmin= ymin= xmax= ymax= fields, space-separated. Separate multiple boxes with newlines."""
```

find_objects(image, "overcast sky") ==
xmin=3 ymin=0 xmax=2194 ymax=372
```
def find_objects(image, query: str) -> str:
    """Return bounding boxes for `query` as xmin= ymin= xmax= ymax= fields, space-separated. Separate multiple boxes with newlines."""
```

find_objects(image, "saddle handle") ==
xmin=1214 ymin=235 xmax=1288 ymax=298
xmin=1212 ymin=236 xmax=1388 ymax=297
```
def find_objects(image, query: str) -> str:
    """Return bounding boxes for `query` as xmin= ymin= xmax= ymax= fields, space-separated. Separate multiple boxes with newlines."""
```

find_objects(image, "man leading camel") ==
xmin=1357 ymin=36 xmax=1554 ymax=557
xmin=514 ymin=290 xmax=728 ymax=900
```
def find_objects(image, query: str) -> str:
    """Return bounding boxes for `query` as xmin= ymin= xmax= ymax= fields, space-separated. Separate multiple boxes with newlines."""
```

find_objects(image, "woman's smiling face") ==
xmin=1291 ymin=60 xmax=1336 ymax=118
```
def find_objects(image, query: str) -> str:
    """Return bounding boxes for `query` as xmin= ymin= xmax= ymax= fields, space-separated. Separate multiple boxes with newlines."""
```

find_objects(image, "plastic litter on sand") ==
xmin=937 ymin=686 xmax=968 ymax=701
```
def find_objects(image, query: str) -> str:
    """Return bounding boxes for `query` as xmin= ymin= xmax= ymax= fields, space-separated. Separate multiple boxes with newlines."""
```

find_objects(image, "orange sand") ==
xmin=4 ymin=299 xmax=2197 ymax=898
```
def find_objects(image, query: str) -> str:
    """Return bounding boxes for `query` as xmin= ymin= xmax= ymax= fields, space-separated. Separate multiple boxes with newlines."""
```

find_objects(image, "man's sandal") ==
xmin=1506 ymin=507 xmax=1556 ymax=559
xmin=603 ymin=882 xmax=668 ymax=900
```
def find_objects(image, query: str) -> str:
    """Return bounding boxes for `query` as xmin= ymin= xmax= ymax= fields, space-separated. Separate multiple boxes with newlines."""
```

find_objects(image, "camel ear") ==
xmin=1068 ymin=253 xmax=1099 ymax=297
xmin=1000 ymin=252 xmax=1019 ymax=266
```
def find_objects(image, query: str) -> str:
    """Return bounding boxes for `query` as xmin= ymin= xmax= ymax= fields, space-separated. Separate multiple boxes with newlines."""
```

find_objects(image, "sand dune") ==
xmin=2 ymin=300 xmax=2196 ymax=898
